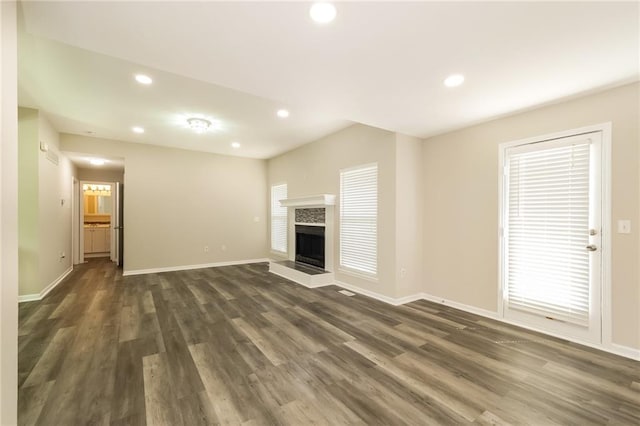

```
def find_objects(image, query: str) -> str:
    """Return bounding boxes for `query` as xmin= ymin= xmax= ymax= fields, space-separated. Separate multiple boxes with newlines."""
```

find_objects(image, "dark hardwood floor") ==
xmin=18 ymin=258 xmax=640 ymax=425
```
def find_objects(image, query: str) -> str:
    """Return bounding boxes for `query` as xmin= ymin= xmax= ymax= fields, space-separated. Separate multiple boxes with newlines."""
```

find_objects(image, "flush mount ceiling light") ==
xmin=89 ymin=158 xmax=106 ymax=166
xmin=444 ymin=74 xmax=465 ymax=88
xmin=187 ymin=117 xmax=212 ymax=133
xmin=132 ymin=126 xmax=145 ymax=134
xmin=231 ymin=142 xmax=241 ymax=149
xmin=277 ymin=109 xmax=290 ymax=118
xmin=310 ymin=2 xmax=337 ymax=24
xmin=135 ymin=74 xmax=153 ymax=85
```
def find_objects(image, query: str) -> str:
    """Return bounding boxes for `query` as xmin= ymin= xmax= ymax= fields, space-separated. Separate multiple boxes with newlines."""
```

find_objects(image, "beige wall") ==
xmin=268 ymin=124 xmax=398 ymax=296
xmin=38 ymin=114 xmax=75 ymax=294
xmin=18 ymin=107 xmax=39 ymax=295
xmin=395 ymin=133 xmax=423 ymax=298
xmin=422 ymin=82 xmax=640 ymax=350
xmin=77 ymin=167 xmax=124 ymax=183
xmin=61 ymin=134 xmax=268 ymax=272
xmin=18 ymin=108 xmax=76 ymax=296
xmin=1 ymin=1 xmax=19 ymax=423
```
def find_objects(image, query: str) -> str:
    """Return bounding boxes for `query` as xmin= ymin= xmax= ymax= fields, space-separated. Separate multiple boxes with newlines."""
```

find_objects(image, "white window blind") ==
xmin=505 ymin=141 xmax=591 ymax=326
xmin=340 ymin=164 xmax=377 ymax=276
xmin=271 ymin=184 xmax=287 ymax=253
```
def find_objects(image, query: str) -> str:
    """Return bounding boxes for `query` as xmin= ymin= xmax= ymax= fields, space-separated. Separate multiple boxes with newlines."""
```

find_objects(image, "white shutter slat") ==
xmin=340 ymin=164 xmax=378 ymax=276
xmin=270 ymin=184 xmax=287 ymax=253
xmin=506 ymin=142 xmax=591 ymax=326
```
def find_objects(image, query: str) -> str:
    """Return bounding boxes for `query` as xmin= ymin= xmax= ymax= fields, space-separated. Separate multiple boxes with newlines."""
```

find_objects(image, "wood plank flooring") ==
xmin=18 ymin=258 xmax=640 ymax=425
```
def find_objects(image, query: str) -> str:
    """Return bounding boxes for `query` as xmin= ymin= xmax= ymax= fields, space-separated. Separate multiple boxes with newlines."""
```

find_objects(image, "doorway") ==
xmin=77 ymin=180 xmax=125 ymax=266
xmin=499 ymin=124 xmax=611 ymax=345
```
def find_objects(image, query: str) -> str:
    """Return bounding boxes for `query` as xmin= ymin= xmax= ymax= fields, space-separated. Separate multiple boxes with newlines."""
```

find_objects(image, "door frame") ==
xmin=497 ymin=122 xmax=612 ymax=347
xmin=79 ymin=180 xmax=116 ymax=263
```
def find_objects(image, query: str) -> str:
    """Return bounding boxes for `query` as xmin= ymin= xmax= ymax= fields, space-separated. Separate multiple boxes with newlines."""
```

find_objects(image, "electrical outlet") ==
xmin=253 ymin=216 xmax=260 ymax=222
xmin=400 ymin=268 xmax=407 ymax=278
xmin=204 ymin=246 xmax=209 ymax=252
xmin=617 ymin=220 xmax=631 ymax=234
xmin=221 ymin=245 xmax=227 ymax=252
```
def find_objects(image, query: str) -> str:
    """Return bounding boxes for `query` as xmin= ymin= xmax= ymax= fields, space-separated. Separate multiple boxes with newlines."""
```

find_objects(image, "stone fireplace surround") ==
xmin=268 ymin=194 xmax=335 ymax=287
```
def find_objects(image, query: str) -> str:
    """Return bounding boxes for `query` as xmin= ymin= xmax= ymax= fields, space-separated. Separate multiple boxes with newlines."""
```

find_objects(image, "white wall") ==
xmin=1 ymin=1 xmax=19 ymax=423
xmin=61 ymin=134 xmax=268 ymax=273
xmin=422 ymin=82 xmax=640 ymax=351
xmin=268 ymin=124 xmax=399 ymax=297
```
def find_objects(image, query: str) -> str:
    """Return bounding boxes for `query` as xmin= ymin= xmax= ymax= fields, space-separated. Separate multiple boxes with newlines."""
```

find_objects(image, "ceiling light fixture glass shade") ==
xmin=310 ymin=2 xmax=337 ymax=23
xmin=89 ymin=158 xmax=106 ymax=166
xmin=187 ymin=117 xmax=212 ymax=133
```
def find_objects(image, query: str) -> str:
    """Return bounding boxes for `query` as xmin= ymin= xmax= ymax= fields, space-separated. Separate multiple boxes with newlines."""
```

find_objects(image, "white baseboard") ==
xmin=419 ymin=291 xmax=639 ymax=361
xmin=333 ymin=280 xmax=422 ymax=306
xmin=122 ymin=258 xmax=270 ymax=276
xmin=419 ymin=292 xmax=500 ymax=320
xmin=18 ymin=266 xmax=73 ymax=303
xmin=327 ymin=282 xmax=640 ymax=361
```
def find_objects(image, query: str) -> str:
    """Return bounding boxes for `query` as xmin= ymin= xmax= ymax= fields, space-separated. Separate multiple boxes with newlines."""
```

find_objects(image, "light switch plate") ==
xmin=617 ymin=220 xmax=631 ymax=234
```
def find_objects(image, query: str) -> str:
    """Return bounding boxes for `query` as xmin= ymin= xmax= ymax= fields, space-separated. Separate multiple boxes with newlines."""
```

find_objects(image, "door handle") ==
xmin=586 ymin=244 xmax=597 ymax=252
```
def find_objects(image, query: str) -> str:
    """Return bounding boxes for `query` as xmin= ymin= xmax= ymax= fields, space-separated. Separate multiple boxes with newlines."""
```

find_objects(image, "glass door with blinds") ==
xmin=501 ymin=131 xmax=602 ymax=343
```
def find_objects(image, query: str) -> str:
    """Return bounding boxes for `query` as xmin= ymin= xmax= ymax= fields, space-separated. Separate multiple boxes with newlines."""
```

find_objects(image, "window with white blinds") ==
xmin=270 ymin=184 xmax=287 ymax=253
xmin=505 ymin=140 xmax=591 ymax=326
xmin=340 ymin=164 xmax=377 ymax=276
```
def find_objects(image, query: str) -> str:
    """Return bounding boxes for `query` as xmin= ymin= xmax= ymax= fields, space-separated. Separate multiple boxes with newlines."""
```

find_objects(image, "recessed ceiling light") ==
xmin=310 ymin=2 xmax=337 ymax=24
xmin=231 ymin=142 xmax=241 ymax=149
xmin=277 ymin=109 xmax=290 ymax=118
xmin=444 ymin=74 xmax=465 ymax=88
xmin=132 ymin=126 xmax=145 ymax=134
xmin=135 ymin=74 xmax=153 ymax=85
xmin=89 ymin=158 xmax=106 ymax=166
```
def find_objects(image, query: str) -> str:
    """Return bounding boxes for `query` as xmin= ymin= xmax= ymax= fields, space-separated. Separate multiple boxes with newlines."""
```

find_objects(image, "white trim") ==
xmin=419 ymin=293 xmax=500 ymax=319
xmin=334 ymin=280 xmax=420 ymax=306
xmin=335 ymin=278 xmax=639 ymax=361
xmin=18 ymin=266 xmax=73 ymax=303
xmin=280 ymin=194 xmax=336 ymax=207
xmin=122 ymin=258 xmax=270 ymax=276
xmin=269 ymin=262 xmax=334 ymax=288
xmin=497 ymin=122 xmax=612 ymax=345
xmin=600 ymin=123 xmax=613 ymax=349
xmin=294 ymin=222 xmax=325 ymax=227
xmin=417 ymin=291 xmax=638 ymax=361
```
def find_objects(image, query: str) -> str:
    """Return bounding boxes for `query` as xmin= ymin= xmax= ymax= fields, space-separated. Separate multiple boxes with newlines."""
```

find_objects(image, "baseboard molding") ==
xmin=419 ymin=292 xmax=500 ymax=320
xmin=327 ymin=283 xmax=640 ymax=361
xmin=419 ymin=291 xmax=639 ymax=361
xmin=18 ymin=266 xmax=73 ymax=303
xmin=122 ymin=258 xmax=271 ymax=276
xmin=333 ymin=280 xmax=423 ymax=306
xmin=609 ymin=343 xmax=640 ymax=361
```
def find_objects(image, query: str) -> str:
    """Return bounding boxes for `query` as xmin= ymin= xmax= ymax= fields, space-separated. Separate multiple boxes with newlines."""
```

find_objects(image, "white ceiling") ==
xmin=19 ymin=1 xmax=639 ymax=160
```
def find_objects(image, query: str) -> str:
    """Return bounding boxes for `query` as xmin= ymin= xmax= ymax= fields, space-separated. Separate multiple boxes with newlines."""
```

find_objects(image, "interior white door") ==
xmin=502 ymin=131 xmax=602 ymax=344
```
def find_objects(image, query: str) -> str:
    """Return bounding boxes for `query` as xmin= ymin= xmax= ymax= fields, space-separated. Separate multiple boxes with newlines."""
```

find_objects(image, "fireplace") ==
xmin=295 ymin=225 xmax=325 ymax=269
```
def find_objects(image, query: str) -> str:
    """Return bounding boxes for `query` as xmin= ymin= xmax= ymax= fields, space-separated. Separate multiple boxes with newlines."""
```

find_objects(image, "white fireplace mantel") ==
xmin=280 ymin=194 xmax=335 ymax=208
